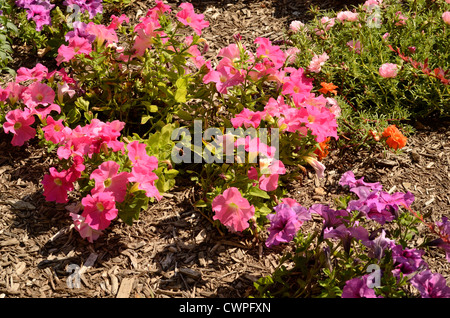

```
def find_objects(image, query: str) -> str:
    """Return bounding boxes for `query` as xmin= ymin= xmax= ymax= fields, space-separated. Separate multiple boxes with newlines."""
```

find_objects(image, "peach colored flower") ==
xmin=379 ymin=63 xmax=399 ymax=78
xmin=382 ymin=125 xmax=407 ymax=150
xmin=442 ymin=12 xmax=450 ymax=25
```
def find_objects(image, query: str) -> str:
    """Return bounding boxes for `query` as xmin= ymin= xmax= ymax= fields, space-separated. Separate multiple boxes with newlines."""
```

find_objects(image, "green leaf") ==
xmin=174 ymin=77 xmax=187 ymax=103
xmin=194 ymin=199 xmax=207 ymax=208
xmin=75 ymin=97 xmax=90 ymax=112
xmin=141 ymin=115 xmax=152 ymax=125
xmin=176 ymin=109 xmax=193 ymax=121
xmin=66 ymin=107 xmax=81 ymax=124
xmin=118 ymin=192 xmax=149 ymax=226
xmin=142 ymin=101 xmax=159 ymax=112
xmin=248 ymin=186 xmax=270 ymax=199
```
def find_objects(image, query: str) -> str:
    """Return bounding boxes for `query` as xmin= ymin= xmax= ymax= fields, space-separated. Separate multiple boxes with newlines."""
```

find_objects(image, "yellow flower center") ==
xmin=96 ymin=202 xmax=105 ymax=212
xmin=54 ymin=178 xmax=62 ymax=186
xmin=228 ymin=202 xmax=239 ymax=212
xmin=104 ymin=178 xmax=112 ymax=188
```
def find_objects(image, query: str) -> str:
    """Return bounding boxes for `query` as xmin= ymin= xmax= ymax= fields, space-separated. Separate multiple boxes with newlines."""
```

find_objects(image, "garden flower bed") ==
xmin=0 ymin=0 xmax=449 ymax=299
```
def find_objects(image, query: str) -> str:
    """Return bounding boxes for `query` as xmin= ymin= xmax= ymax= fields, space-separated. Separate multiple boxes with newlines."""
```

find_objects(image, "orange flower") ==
xmin=314 ymin=137 xmax=331 ymax=160
xmin=382 ymin=125 xmax=407 ymax=150
xmin=318 ymin=82 xmax=338 ymax=95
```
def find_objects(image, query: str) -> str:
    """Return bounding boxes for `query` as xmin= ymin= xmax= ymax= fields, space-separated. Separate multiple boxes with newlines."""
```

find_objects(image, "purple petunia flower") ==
xmin=16 ymin=0 xmax=54 ymax=31
xmin=341 ymin=171 xmax=415 ymax=225
xmin=410 ymin=270 xmax=450 ymax=298
xmin=265 ymin=203 xmax=310 ymax=248
xmin=341 ymin=275 xmax=380 ymax=298
xmin=391 ymin=244 xmax=428 ymax=278
xmin=430 ymin=217 xmax=450 ymax=262
xmin=65 ymin=21 xmax=96 ymax=43
xmin=361 ymin=229 xmax=396 ymax=260
xmin=339 ymin=170 xmax=383 ymax=191
xmin=64 ymin=0 xmax=103 ymax=19
xmin=309 ymin=203 xmax=349 ymax=229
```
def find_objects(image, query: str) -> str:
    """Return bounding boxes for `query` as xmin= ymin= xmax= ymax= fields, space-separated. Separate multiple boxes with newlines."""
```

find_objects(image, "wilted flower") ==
xmin=71 ymin=212 xmax=102 ymax=243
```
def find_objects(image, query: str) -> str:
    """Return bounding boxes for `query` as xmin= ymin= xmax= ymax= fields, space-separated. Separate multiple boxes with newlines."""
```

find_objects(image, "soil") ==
xmin=1 ymin=0 xmax=449 ymax=299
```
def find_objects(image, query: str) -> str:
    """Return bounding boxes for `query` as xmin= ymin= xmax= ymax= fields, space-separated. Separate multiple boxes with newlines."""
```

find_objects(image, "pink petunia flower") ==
xmin=5 ymin=82 xmax=25 ymax=105
xmin=90 ymin=161 xmax=130 ymax=202
xmin=254 ymin=37 xmax=286 ymax=70
xmin=57 ymin=82 xmax=76 ymax=104
xmin=86 ymin=22 xmax=118 ymax=46
xmin=128 ymin=162 xmax=161 ymax=200
xmin=21 ymin=82 xmax=55 ymax=108
xmin=282 ymin=67 xmax=314 ymax=104
xmin=56 ymin=36 xmax=92 ymax=65
xmin=379 ymin=63 xmax=399 ymax=78
xmin=71 ymin=212 xmax=102 ymax=243
xmin=230 ymin=108 xmax=263 ymax=129
xmin=203 ymin=65 xmax=244 ymax=94
xmin=41 ymin=167 xmax=74 ymax=203
xmin=258 ymin=158 xmax=286 ymax=192
xmin=298 ymin=104 xmax=338 ymax=143
xmin=176 ymin=2 xmax=209 ymax=35
xmin=211 ymin=187 xmax=255 ymax=232
xmin=66 ymin=155 xmax=86 ymax=183
xmin=108 ymin=14 xmax=130 ymax=30
xmin=304 ymin=155 xmax=326 ymax=179
xmin=42 ymin=116 xmax=69 ymax=144
xmin=15 ymin=63 xmax=48 ymax=82
xmin=2 ymin=108 xmax=36 ymax=146
xmin=145 ymin=0 xmax=171 ymax=19
xmin=127 ymin=140 xmax=159 ymax=169
xmin=81 ymin=191 xmax=118 ymax=231
xmin=132 ymin=16 xmax=163 ymax=56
